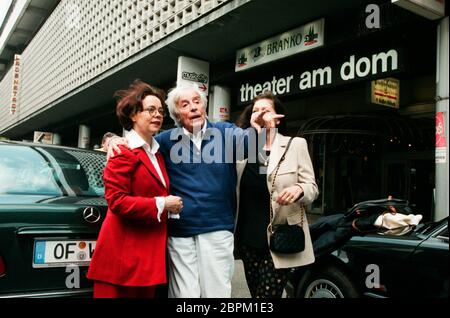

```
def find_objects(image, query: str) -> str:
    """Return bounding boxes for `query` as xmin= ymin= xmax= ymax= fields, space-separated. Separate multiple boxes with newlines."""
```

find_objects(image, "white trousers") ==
xmin=167 ymin=230 xmax=234 ymax=298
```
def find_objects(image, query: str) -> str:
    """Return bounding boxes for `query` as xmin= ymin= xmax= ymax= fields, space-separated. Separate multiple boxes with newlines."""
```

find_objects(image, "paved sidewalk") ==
xmin=231 ymin=213 xmax=323 ymax=298
xmin=231 ymin=260 xmax=251 ymax=298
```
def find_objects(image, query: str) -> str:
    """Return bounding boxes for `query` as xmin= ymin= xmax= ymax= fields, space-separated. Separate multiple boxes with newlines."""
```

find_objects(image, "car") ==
xmin=287 ymin=216 xmax=449 ymax=298
xmin=0 ymin=141 xmax=107 ymax=298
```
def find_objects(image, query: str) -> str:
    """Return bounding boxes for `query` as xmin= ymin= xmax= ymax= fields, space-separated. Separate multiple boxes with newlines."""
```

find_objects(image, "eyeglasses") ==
xmin=143 ymin=106 xmax=165 ymax=116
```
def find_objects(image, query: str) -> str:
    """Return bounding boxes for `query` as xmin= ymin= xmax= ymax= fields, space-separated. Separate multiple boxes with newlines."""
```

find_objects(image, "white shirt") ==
xmin=126 ymin=129 xmax=167 ymax=222
xmin=182 ymin=120 xmax=207 ymax=151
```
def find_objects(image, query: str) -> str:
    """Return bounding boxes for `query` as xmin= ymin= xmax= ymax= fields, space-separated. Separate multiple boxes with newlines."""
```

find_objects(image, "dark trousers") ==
xmin=238 ymin=244 xmax=290 ymax=298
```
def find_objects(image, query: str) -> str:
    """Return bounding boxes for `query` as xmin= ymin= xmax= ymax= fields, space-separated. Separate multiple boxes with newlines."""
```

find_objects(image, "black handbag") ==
xmin=270 ymin=223 xmax=305 ymax=254
xmin=268 ymin=137 xmax=306 ymax=254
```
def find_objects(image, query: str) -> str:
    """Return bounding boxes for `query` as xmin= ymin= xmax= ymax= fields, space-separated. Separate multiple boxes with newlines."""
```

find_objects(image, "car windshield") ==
xmin=415 ymin=218 xmax=448 ymax=236
xmin=0 ymin=144 xmax=105 ymax=197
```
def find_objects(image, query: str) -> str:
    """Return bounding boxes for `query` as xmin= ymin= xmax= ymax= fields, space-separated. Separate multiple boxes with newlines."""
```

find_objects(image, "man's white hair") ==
xmin=166 ymin=82 xmax=208 ymax=127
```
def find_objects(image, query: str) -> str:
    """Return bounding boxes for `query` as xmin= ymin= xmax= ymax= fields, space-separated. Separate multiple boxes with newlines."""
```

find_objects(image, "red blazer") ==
xmin=87 ymin=145 xmax=170 ymax=287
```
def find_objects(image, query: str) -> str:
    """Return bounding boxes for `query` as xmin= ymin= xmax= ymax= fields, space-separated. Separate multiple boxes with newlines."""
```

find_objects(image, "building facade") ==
xmin=1 ymin=0 xmax=448 ymax=220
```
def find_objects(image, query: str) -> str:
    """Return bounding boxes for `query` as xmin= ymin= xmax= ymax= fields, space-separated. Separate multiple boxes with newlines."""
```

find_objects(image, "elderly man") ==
xmin=110 ymin=83 xmax=280 ymax=298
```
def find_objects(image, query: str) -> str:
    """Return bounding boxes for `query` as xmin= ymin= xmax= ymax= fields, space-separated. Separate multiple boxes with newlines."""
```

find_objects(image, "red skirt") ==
xmin=93 ymin=281 xmax=156 ymax=298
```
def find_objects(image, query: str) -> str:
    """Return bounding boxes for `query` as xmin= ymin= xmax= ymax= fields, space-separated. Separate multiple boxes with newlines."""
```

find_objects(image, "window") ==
xmin=0 ymin=145 xmax=106 ymax=197
xmin=0 ymin=145 xmax=61 ymax=196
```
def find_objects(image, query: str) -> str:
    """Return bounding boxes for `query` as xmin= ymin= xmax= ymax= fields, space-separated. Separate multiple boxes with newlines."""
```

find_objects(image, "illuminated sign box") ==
xmin=371 ymin=78 xmax=400 ymax=109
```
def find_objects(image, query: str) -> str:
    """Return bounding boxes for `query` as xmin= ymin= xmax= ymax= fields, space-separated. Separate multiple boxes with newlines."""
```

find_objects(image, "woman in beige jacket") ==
xmin=235 ymin=91 xmax=319 ymax=298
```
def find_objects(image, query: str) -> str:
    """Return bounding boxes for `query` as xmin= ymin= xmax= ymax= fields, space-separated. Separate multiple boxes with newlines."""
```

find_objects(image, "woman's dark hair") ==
xmin=114 ymin=79 xmax=166 ymax=130
xmin=236 ymin=90 xmax=288 ymax=135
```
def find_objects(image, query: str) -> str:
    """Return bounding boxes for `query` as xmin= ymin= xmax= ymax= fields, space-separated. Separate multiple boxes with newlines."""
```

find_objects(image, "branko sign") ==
xmin=235 ymin=19 xmax=324 ymax=72
xmin=238 ymin=48 xmax=400 ymax=104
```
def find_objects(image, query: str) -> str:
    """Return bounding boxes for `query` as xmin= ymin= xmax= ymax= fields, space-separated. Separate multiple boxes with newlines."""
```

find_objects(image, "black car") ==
xmin=0 ymin=141 xmax=107 ymax=298
xmin=288 ymin=217 xmax=449 ymax=298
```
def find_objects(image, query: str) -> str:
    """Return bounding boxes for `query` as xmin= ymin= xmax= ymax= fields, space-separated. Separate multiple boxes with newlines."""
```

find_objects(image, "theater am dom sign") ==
xmin=238 ymin=48 xmax=402 ymax=105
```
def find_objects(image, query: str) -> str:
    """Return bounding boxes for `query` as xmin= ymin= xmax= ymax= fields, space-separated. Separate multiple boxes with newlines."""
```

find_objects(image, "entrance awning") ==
xmin=295 ymin=114 xmax=434 ymax=152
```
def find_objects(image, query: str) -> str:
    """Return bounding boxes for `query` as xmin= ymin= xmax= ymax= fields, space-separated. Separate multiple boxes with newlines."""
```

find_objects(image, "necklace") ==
xmin=258 ymin=151 xmax=270 ymax=166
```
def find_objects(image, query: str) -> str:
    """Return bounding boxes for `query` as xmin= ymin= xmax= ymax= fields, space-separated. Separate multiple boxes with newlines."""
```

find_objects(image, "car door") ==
xmin=408 ymin=220 xmax=449 ymax=297
xmin=344 ymin=234 xmax=421 ymax=297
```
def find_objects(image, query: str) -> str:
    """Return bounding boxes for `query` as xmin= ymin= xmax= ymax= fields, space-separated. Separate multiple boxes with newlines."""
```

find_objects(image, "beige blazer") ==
xmin=236 ymin=133 xmax=319 ymax=269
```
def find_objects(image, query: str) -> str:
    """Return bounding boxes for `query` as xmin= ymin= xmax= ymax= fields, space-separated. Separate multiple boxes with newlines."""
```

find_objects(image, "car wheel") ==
xmin=296 ymin=265 xmax=360 ymax=298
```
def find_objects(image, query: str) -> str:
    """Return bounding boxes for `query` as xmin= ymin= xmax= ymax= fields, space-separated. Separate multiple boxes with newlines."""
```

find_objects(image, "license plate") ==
xmin=33 ymin=239 xmax=96 ymax=268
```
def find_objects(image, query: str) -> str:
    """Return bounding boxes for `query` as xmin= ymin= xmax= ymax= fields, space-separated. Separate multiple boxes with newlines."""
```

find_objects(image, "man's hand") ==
xmin=250 ymin=111 xmax=284 ymax=133
xmin=107 ymin=136 xmax=129 ymax=160
xmin=276 ymin=185 xmax=304 ymax=205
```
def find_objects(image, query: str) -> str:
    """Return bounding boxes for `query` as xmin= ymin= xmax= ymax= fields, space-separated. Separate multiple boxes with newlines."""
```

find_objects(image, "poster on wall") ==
xmin=209 ymin=85 xmax=230 ymax=122
xmin=33 ymin=131 xmax=54 ymax=144
xmin=436 ymin=111 xmax=447 ymax=164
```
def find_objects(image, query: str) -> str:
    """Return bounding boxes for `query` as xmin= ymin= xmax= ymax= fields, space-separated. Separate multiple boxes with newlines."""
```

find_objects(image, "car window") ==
xmin=64 ymin=149 xmax=106 ymax=195
xmin=418 ymin=218 xmax=447 ymax=236
xmin=0 ymin=145 xmax=106 ymax=197
xmin=36 ymin=147 xmax=106 ymax=196
xmin=0 ymin=145 xmax=62 ymax=195
xmin=436 ymin=226 xmax=448 ymax=240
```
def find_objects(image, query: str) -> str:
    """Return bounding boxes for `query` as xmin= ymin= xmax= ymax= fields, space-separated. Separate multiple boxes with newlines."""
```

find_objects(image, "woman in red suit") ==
xmin=87 ymin=80 xmax=183 ymax=298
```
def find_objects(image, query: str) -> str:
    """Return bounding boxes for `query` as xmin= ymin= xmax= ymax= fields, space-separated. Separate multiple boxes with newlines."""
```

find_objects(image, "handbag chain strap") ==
xmin=268 ymin=137 xmax=304 ymax=234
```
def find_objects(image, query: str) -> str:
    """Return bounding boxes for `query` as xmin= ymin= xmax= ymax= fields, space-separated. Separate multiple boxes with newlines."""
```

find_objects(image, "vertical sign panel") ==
xmin=436 ymin=111 xmax=447 ymax=163
xmin=177 ymin=56 xmax=210 ymax=95
xmin=10 ymin=54 xmax=21 ymax=115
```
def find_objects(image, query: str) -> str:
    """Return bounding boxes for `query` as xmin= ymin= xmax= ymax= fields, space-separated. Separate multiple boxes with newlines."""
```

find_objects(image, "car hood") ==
xmin=0 ymin=194 xmax=107 ymax=206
